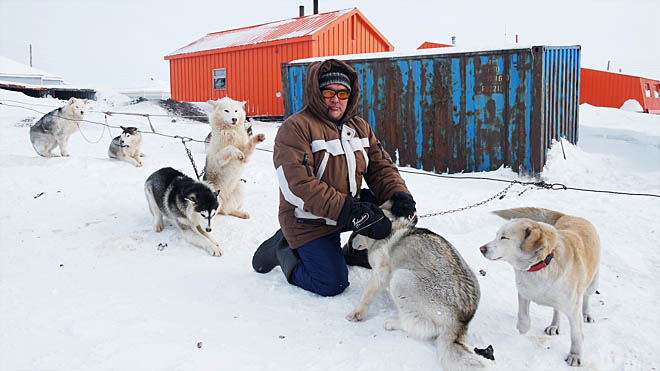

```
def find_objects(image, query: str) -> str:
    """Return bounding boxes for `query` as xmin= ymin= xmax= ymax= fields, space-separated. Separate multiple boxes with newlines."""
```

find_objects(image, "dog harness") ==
xmin=527 ymin=250 xmax=555 ymax=272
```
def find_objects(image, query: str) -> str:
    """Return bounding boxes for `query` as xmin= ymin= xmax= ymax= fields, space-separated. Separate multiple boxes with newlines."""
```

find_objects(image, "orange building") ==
xmin=416 ymin=41 xmax=453 ymax=49
xmin=580 ymin=68 xmax=660 ymax=114
xmin=164 ymin=8 xmax=393 ymax=117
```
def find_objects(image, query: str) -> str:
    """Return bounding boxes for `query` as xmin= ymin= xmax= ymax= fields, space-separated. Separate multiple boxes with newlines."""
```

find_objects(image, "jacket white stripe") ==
xmin=276 ymin=166 xmax=305 ymax=209
xmin=277 ymin=165 xmax=337 ymax=225
xmin=316 ymin=152 xmax=329 ymax=179
xmin=311 ymin=139 xmax=343 ymax=155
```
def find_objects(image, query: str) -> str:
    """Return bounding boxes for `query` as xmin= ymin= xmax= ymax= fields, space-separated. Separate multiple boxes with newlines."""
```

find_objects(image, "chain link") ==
xmin=417 ymin=182 xmax=515 ymax=218
xmin=176 ymin=136 xmax=202 ymax=180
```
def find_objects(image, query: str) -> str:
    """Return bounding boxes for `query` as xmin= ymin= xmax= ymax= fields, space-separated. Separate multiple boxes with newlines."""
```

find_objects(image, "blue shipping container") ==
xmin=281 ymin=45 xmax=581 ymax=175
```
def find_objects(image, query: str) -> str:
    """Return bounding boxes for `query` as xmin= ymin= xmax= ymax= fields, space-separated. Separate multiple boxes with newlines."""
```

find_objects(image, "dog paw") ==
xmin=206 ymin=245 xmax=223 ymax=257
xmin=230 ymin=211 xmax=250 ymax=219
xmin=383 ymin=318 xmax=401 ymax=331
xmin=565 ymin=353 xmax=581 ymax=367
xmin=544 ymin=325 xmax=560 ymax=335
xmin=346 ymin=309 xmax=367 ymax=322
xmin=154 ymin=224 xmax=163 ymax=232
xmin=583 ymin=314 xmax=595 ymax=323
xmin=254 ymin=133 xmax=266 ymax=143
xmin=135 ymin=161 xmax=143 ymax=167
xmin=61 ymin=153 xmax=71 ymax=157
xmin=517 ymin=321 xmax=530 ymax=334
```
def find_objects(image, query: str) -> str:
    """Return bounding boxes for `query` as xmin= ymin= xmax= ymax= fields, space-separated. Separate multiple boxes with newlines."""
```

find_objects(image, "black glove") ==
xmin=391 ymin=192 xmax=416 ymax=219
xmin=338 ymin=198 xmax=392 ymax=240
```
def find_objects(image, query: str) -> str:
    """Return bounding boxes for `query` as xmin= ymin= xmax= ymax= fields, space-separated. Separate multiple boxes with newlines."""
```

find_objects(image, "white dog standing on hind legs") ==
xmin=204 ymin=96 xmax=265 ymax=219
xmin=347 ymin=202 xmax=494 ymax=371
xmin=480 ymin=207 xmax=601 ymax=367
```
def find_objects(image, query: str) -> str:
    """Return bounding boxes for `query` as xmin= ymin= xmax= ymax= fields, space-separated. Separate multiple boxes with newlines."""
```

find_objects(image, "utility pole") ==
xmin=29 ymin=44 xmax=33 ymax=67
xmin=607 ymin=60 xmax=610 ymax=71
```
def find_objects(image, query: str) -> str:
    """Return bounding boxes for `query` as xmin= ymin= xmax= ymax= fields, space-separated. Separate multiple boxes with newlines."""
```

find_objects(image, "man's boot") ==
xmin=252 ymin=229 xmax=300 ymax=283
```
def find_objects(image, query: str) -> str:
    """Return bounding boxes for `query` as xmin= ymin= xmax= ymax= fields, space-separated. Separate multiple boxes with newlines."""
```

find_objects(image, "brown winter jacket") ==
xmin=274 ymin=59 xmax=410 ymax=249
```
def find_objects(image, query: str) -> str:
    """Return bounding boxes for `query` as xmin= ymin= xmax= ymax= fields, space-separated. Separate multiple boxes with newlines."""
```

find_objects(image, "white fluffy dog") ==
xmin=203 ymin=97 xmax=264 ymax=219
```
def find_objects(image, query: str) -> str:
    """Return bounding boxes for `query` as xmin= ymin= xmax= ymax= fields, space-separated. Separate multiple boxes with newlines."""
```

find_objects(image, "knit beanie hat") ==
xmin=319 ymin=71 xmax=351 ymax=91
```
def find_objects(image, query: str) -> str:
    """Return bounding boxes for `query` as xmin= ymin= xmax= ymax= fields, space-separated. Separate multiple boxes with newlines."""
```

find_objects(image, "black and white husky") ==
xmin=108 ymin=126 xmax=145 ymax=167
xmin=29 ymin=97 xmax=87 ymax=157
xmin=144 ymin=167 xmax=222 ymax=256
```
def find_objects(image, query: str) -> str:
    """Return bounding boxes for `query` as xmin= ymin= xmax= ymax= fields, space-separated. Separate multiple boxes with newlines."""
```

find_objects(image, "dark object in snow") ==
xmin=278 ymin=335 xmax=285 ymax=339
xmin=479 ymin=269 xmax=487 ymax=276
xmin=129 ymin=97 xmax=148 ymax=105
xmin=59 ymin=264 xmax=64 ymax=267
xmin=34 ymin=192 xmax=45 ymax=199
xmin=157 ymin=242 xmax=167 ymax=251
xmin=474 ymin=345 xmax=495 ymax=360
xmin=157 ymin=99 xmax=208 ymax=123
xmin=596 ymin=290 xmax=600 ymax=294
xmin=197 ymin=342 xmax=203 ymax=349
xmin=16 ymin=117 xmax=35 ymax=127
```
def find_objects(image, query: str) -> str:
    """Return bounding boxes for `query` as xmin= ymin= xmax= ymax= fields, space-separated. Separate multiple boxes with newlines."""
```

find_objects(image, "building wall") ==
xmin=168 ymin=11 xmax=394 ymax=116
xmin=311 ymin=13 xmax=392 ymax=57
xmin=169 ymin=39 xmax=313 ymax=116
xmin=580 ymin=68 xmax=660 ymax=114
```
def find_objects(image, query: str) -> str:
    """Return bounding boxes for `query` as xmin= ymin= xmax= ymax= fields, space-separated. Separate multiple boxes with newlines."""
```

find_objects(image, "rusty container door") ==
xmin=281 ymin=45 xmax=580 ymax=175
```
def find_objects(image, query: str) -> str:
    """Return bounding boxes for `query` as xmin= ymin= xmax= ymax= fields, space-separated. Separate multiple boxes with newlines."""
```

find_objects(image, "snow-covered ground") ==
xmin=1 ymin=89 xmax=659 ymax=371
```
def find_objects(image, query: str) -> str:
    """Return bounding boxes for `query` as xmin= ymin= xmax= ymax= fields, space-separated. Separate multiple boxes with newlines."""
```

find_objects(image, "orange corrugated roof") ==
xmin=167 ymin=8 xmax=355 ymax=57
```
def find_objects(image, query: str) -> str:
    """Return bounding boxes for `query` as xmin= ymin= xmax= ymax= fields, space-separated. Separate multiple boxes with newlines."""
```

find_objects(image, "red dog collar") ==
xmin=527 ymin=250 xmax=555 ymax=272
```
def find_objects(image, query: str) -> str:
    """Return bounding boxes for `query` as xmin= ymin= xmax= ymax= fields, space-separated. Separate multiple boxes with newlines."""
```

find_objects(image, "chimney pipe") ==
xmin=314 ymin=0 xmax=319 ymax=14
xmin=451 ymin=36 xmax=456 ymax=45
xmin=299 ymin=5 xmax=304 ymax=17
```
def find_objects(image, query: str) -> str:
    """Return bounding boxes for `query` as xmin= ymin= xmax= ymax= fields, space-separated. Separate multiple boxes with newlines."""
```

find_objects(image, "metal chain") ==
xmin=176 ymin=136 xmax=202 ymax=180
xmin=417 ymin=182 xmax=515 ymax=218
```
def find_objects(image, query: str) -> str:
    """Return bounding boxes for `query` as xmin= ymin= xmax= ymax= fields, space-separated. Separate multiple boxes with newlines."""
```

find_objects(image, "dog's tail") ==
xmin=492 ymin=207 xmax=565 ymax=225
xmin=436 ymin=334 xmax=493 ymax=371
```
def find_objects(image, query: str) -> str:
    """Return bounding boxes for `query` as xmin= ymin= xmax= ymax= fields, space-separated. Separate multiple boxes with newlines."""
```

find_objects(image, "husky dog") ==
xmin=480 ymin=207 xmax=601 ymax=367
xmin=204 ymin=97 xmax=265 ymax=219
xmin=30 ymin=97 xmax=86 ymax=157
xmin=144 ymin=167 xmax=222 ymax=256
xmin=347 ymin=203 xmax=493 ymax=371
xmin=204 ymin=119 xmax=253 ymax=151
xmin=108 ymin=126 xmax=145 ymax=167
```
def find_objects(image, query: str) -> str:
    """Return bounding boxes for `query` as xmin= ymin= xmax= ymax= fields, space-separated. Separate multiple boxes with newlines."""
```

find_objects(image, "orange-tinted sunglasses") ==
xmin=321 ymin=89 xmax=350 ymax=100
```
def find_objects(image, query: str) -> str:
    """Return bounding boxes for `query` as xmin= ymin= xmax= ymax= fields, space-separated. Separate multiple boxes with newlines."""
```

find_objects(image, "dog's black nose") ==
xmin=479 ymin=245 xmax=487 ymax=254
xmin=205 ymin=227 xmax=212 ymax=232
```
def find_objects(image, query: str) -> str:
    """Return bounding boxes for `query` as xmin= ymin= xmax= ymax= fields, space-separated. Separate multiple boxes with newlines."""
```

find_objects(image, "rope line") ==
xmin=2 ymin=100 xmax=658 ymax=199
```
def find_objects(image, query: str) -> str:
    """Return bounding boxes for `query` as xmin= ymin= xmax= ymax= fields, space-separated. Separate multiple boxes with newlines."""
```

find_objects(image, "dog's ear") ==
xmin=522 ymin=223 xmax=557 ymax=253
xmin=208 ymin=100 xmax=217 ymax=108
xmin=67 ymin=97 xmax=76 ymax=105
xmin=184 ymin=196 xmax=197 ymax=204
xmin=120 ymin=125 xmax=127 ymax=132
xmin=241 ymin=101 xmax=247 ymax=108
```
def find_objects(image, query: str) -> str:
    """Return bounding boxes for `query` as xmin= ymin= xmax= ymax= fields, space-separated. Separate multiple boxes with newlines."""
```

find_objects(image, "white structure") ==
xmin=0 ymin=56 xmax=65 ymax=85
xmin=119 ymin=78 xmax=171 ymax=100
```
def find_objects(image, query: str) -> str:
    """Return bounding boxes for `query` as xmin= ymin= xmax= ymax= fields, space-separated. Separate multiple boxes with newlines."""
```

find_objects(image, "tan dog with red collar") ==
xmin=480 ymin=207 xmax=600 ymax=367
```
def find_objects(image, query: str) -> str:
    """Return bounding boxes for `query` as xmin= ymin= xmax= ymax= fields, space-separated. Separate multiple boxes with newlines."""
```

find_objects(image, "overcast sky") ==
xmin=1 ymin=0 xmax=658 ymax=89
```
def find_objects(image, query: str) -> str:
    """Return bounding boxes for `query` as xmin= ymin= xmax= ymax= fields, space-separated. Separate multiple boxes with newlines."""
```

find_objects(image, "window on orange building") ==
xmin=213 ymin=69 xmax=226 ymax=90
xmin=645 ymin=83 xmax=651 ymax=98
xmin=655 ymin=84 xmax=660 ymax=99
